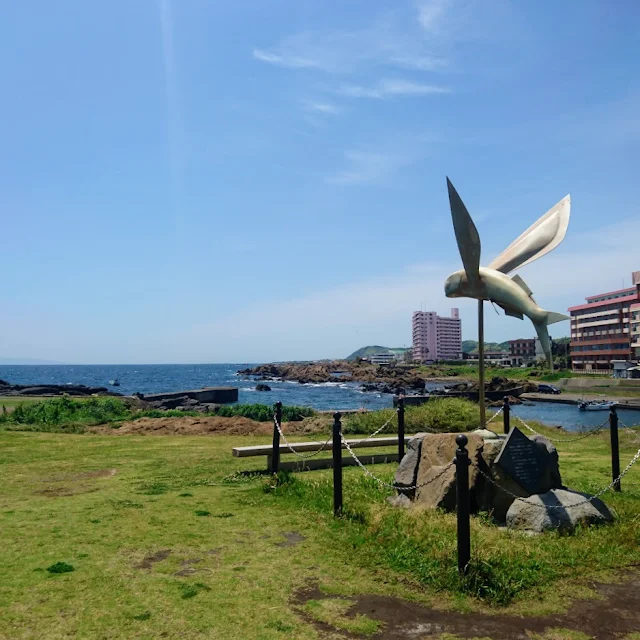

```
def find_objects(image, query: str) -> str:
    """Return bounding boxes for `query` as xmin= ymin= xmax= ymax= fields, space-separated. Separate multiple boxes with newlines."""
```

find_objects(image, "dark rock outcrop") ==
xmin=0 ymin=381 xmax=122 ymax=397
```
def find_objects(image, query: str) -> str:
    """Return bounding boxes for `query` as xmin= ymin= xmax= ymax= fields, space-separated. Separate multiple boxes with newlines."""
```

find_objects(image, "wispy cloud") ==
xmin=251 ymin=16 xmax=450 ymax=75
xmin=303 ymin=101 xmax=340 ymax=115
xmin=326 ymin=150 xmax=412 ymax=186
xmin=390 ymin=55 xmax=448 ymax=71
xmin=417 ymin=0 xmax=452 ymax=33
xmin=252 ymin=48 xmax=319 ymax=69
xmin=339 ymin=79 xmax=450 ymax=99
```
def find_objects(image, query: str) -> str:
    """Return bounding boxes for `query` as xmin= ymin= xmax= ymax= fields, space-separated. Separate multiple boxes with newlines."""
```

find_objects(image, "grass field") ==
xmin=1 ymin=414 xmax=640 ymax=639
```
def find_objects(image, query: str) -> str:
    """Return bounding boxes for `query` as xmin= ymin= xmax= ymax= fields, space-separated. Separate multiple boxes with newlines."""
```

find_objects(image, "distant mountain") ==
xmin=462 ymin=340 xmax=510 ymax=354
xmin=345 ymin=346 xmax=409 ymax=361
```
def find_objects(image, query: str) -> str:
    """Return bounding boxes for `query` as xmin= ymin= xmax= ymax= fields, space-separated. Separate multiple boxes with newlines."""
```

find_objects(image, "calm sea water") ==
xmin=2 ymin=364 xmax=640 ymax=431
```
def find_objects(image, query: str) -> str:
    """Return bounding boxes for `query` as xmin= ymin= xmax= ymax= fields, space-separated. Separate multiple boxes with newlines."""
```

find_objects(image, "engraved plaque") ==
xmin=494 ymin=426 xmax=548 ymax=494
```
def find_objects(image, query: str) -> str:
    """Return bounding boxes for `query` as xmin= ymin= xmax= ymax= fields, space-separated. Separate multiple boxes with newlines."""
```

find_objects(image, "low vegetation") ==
xmin=0 ymin=397 xmax=316 ymax=433
xmin=342 ymin=398 xmax=480 ymax=435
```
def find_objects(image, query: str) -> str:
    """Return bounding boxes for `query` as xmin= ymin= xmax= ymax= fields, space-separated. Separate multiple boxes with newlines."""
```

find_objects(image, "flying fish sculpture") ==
xmin=444 ymin=178 xmax=571 ymax=367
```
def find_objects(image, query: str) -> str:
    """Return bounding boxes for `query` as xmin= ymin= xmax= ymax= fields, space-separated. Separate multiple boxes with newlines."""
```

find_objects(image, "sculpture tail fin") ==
xmin=545 ymin=311 xmax=569 ymax=325
xmin=533 ymin=310 xmax=568 ymax=370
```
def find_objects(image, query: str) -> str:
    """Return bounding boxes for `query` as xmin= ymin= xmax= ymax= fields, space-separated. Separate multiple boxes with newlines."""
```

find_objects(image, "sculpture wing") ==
xmin=447 ymin=178 xmax=481 ymax=286
xmin=488 ymin=195 xmax=571 ymax=274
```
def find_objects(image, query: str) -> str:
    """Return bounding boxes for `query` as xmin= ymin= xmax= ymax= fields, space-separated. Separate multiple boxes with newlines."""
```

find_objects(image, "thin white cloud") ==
xmin=417 ymin=0 xmax=452 ymax=33
xmin=251 ymin=18 xmax=449 ymax=75
xmin=339 ymin=79 xmax=450 ymax=99
xmin=252 ymin=48 xmax=319 ymax=69
xmin=304 ymin=101 xmax=340 ymax=115
xmin=390 ymin=55 xmax=448 ymax=71
xmin=326 ymin=150 xmax=411 ymax=186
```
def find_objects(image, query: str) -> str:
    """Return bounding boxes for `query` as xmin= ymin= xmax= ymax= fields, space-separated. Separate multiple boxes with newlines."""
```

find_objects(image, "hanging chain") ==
xmin=486 ymin=407 xmax=503 ymax=424
xmin=272 ymin=414 xmax=332 ymax=460
xmin=477 ymin=444 xmax=640 ymax=510
xmin=353 ymin=410 xmax=397 ymax=443
xmin=511 ymin=411 xmax=610 ymax=443
xmin=339 ymin=430 xmax=454 ymax=490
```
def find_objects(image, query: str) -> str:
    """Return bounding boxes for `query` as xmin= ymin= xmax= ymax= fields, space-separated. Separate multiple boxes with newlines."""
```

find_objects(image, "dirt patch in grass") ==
xmin=75 ymin=469 xmax=117 ymax=479
xmin=90 ymin=416 xmax=323 ymax=436
xmin=134 ymin=549 xmax=172 ymax=570
xmin=276 ymin=531 xmax=306 ymax=548
xmin=35 ymin=486 xmax=100 ymax=498
xmin=40 ymin=469 xmax=117 ymax=483
xmin=295 ymin=570 xmax=640 ymax=640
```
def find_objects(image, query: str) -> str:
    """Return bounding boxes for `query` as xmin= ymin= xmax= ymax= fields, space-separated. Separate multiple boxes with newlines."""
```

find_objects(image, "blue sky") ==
xmin=1 ymin=0 xmax=639 ymax=364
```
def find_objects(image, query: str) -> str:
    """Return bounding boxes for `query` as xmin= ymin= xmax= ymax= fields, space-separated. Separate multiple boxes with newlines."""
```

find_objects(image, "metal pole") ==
xmin=397 ymin=396 xmax=405 ymax=460
xmin=332 ymin=412 xmax=343 ymax=516
xmin=455 ymin=434 xmax=471 ymax=574
xmin=610 ymin=407 xmax=621 ymax=492
xmin=478 ymin=300 xmax=486 ymax=429
xmin=503 ymin=396 xmax=510 ymax=434
xmin=271 ymin=401 xmax=282 ymax=473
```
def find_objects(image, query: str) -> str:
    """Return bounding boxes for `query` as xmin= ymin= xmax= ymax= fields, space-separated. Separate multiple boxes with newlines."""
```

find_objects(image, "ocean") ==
xmin=0 ymin=363 xmax=412 ymax=411
xmin=2 ymin=364 xmax=640 ymax=431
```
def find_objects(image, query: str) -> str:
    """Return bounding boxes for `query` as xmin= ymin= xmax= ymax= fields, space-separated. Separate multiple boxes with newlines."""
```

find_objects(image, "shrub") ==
xmin=342 ymin=398 xmax=480 ymax=435
xmin=215 ymin=404 xmax=315 ymax=422
xmin=2 ymin=397 xmax=130 ymax=429
xmin=46 ymin=562 xmax=75 ymax=574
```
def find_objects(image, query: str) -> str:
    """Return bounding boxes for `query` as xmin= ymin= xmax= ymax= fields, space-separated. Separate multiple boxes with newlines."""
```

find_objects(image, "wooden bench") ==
xmin=232 ymin=436 xmax=410 ymax=472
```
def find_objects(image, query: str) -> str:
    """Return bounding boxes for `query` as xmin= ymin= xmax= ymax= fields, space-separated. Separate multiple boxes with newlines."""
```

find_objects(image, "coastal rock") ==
xmin=391 ymin=429 xmax=563 ymax=522
xmin=255 ymin=383 xmax=271 ymax=392
xmin=414 ymin=433 xmax=484 ymax=510
xmin=394 ymin=433 xmax=428 ymax=499
xmin=0 ymin=381 xmax=121 ymax=397
xmin=506 ymin=489 xmax=614 ymax=533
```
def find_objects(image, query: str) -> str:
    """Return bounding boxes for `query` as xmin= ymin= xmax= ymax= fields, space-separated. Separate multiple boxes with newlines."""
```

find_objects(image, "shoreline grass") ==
xmin=0 ymin=397 xmax=315 ymax=433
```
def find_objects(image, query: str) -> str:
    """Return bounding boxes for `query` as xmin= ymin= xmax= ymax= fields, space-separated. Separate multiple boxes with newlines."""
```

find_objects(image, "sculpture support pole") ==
xmin=478 ymin=300 xmax=486 ymax=429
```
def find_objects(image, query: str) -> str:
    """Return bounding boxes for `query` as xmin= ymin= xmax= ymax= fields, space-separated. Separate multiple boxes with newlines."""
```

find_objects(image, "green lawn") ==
xmin=1 ymin=424 xmax=639 ymax=638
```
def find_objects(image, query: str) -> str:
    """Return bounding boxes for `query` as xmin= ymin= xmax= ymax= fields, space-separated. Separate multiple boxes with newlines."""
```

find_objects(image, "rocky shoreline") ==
xmin=237 ymin=361 xmax=429 ymax=395
xmin=0 ymin=379 xmax=122 ymax=397
xmin=237 ymin=361 xmax=540 ymax=397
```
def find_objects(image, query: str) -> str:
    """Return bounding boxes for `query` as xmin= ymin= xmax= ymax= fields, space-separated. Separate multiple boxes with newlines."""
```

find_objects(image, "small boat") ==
xmin=108 ymin=379 xmax=120 ymax=387
xmin=578 ymin=400 xmax=615 ymax=411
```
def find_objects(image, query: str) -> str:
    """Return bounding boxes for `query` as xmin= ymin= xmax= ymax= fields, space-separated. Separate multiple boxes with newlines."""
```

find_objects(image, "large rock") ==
xmin=392 ymin=427 xmax=563 ymax=522
xmin=414 ymin=433 xmax=485 ymax=510
xmin=394 ymin=433 xmax=428 ymax=499
xmin=506 ymin=489 xmax=614 ymax=533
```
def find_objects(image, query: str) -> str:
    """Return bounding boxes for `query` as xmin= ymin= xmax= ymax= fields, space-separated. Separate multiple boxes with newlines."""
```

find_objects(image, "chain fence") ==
xmin=272 ymin=414 xmax=333 ymax=460
xmin=271 ymin=408 xmax=398 ymax=460
xmin=477 ymin=443 xmax=640 ymax=510
xmin=510 ymin=410 xmax=610 ymax=443
xmin=268 ymin=403 xmax=640 ymax=508
xmin=339 ymin=429 xmax=454 ymax=490
xmin=352 ymin=409 xmax=398 ymax=443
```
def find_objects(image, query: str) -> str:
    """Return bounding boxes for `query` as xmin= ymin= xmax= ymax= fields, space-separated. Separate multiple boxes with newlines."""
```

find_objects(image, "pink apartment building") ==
xmin=412 ymin=308 xmax=462 ymax=363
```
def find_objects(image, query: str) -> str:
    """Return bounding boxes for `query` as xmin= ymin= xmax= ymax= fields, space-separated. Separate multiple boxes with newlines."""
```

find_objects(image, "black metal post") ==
xmin=455 ymin=434 xmax=471 ymax=574
xmin=333 ymin=412 xmax=343 ymax=517
xmin=398 ymin=396 xmax=405 ymax=460
xmin=610 ymin=407 xmax=621 ymax=492
xmin=271 ymin=401 xmax=282 ymax=474
xmin=503 ymin=397 xmax=510 ymax=434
